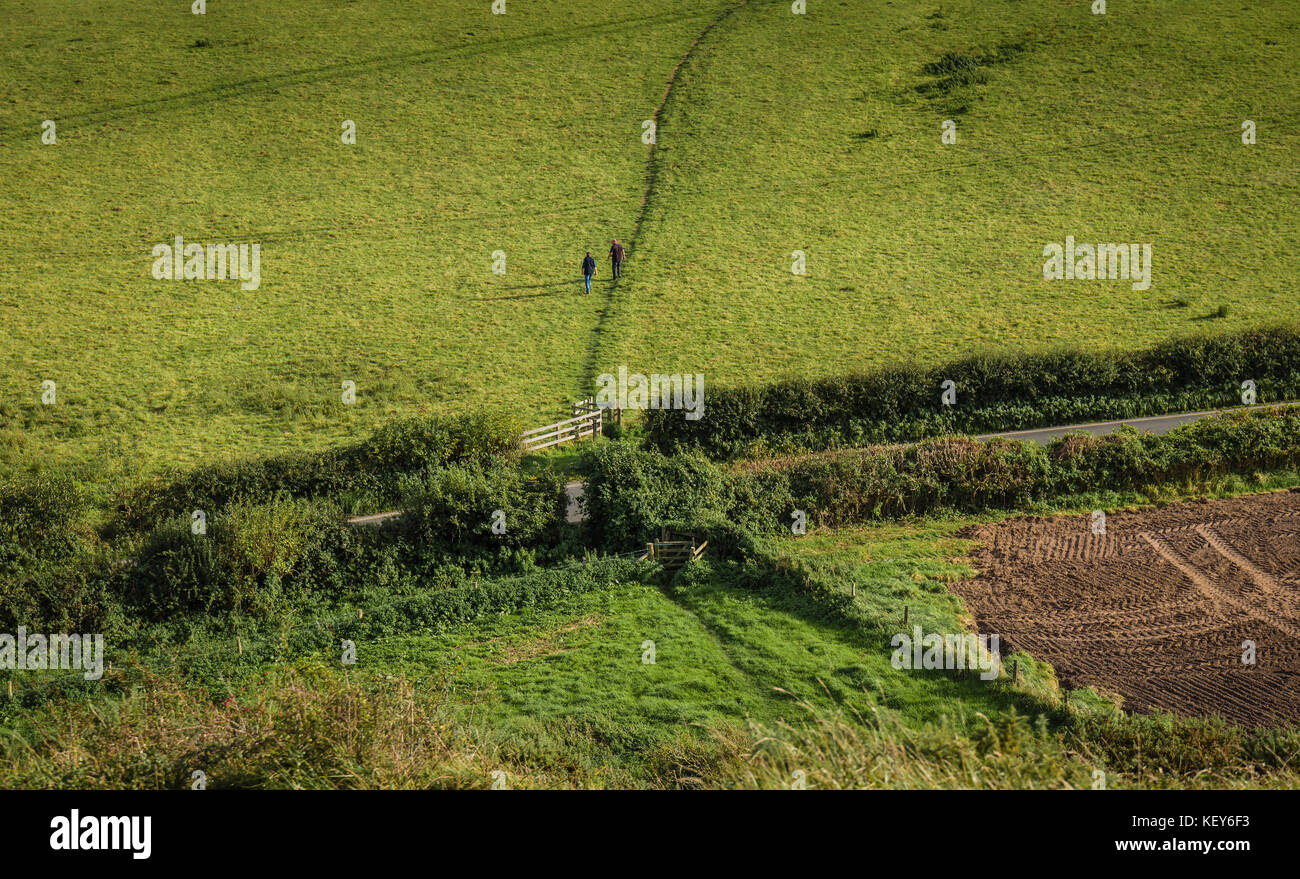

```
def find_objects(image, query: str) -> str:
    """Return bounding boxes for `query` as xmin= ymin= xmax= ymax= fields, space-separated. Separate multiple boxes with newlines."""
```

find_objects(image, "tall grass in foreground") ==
xmin=0 ymin=659 xmax=747 ymax=790
xmin=722 ymin=698 xmax=1300 ymax=791
xmin=5 ymin=660 xmax=1297 ymax=789
xmin=0 ymin=662 xmax=506 ymax=790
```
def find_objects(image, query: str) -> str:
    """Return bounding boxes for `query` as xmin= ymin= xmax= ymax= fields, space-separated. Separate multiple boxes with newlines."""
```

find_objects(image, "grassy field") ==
xmin=601 ymin=0 xmax=1300 ymax=380
xmin=0 ymin=0 xmax=716 ymax=481
xmin=0 ymin=510 xmax=1086 ymax=787
xmin=3 ymin=0 xmax=1299 ymax=791
xmin=3 ymin=0 xmax=1298 ymax=487
xmin=9 ymin=480 xmax=1300 ymax=788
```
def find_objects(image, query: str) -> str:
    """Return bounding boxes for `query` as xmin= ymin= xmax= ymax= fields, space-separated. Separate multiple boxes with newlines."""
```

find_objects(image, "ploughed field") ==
xmin=956 ymin=491 xmax=1300 ymax=727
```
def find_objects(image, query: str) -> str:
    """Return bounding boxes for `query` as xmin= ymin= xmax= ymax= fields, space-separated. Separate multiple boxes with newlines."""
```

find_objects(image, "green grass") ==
xmin=3 ymin=0 xmax=1299 ymax=787
xmin=2 ymin=520 xmax=1042 ymax=785
xmin=200 ymin=516 xmax=1054 ymax=768
xmin=7 ymin=476 xmax=1300 ymax=787
xmin=3 ymin=0 xmax=1298 ymax=489
xmin=599 ymin=0 xmax=1300 ymax=383
xmin=0 ymin=0 xmax=724 ymax=482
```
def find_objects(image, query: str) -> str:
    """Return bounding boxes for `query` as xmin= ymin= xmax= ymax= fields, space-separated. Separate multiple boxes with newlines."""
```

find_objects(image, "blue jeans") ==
xmin=584 ymin=274 xmax=592 ymax=293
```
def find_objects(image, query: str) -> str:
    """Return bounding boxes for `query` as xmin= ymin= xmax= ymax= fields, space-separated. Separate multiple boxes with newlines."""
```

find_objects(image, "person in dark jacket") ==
xmin=582 ymin=252 xmax=596 ymax=294
xmin=609 ymin=239 xmax=626 ymax=279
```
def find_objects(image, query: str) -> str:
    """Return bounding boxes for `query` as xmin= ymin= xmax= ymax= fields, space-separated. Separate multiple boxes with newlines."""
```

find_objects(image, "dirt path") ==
xmin=578 ymin=0 xmax=752 ymax=391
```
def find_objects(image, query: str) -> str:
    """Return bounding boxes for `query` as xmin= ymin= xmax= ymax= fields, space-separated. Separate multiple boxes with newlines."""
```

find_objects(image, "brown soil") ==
xmin=954 ymin=489 xmax=1300 ymax=727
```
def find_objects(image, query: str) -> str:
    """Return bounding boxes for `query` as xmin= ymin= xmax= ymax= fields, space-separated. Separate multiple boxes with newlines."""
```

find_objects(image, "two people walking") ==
xmin=581 ymin=239 xmax=627 ymax=294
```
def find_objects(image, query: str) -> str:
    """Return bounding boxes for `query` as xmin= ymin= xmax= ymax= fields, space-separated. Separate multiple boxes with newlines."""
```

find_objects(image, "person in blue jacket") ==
xmin=582 ymin=251 xmax=597 ymax=294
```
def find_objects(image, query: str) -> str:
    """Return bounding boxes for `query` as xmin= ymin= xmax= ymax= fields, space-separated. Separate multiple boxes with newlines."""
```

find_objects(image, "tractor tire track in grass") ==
xmin=578 ymin=0 xmax=753 ymax=394
xmin=0 ymin=9 xmax=715 ymax=146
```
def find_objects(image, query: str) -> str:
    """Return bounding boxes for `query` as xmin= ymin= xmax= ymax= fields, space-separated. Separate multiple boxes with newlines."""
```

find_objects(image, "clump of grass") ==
xmin=916 ymin=41 xmax=1035 ymax=115
xmin=0 ymin=661 xmax=528 ymax=789
xmin=919 ymin=52 xmax=988 ymax=93
xmin=719 ymin=696 xmax=1300 ymax=790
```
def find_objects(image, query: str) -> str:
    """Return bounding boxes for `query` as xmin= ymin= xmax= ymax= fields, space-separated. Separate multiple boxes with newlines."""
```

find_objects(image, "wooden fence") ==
xmin=640 ymin=529 xmax=707 ymax=571
xmin=520 ymin=397 xmax=621 ymax=452
xmin=572 ymin=396 xmax=621 ymax=425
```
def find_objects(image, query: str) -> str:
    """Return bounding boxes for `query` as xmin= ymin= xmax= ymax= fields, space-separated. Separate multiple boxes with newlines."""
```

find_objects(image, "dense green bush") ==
xmin=126 ymin=496 xmax=355 ymax=619
xmin=581 ymin=444 xmax=733 ymax=549
xmin=777 ymin=407 xmax=1300 ymax=528
xmin=356 ymin=411 xmax=520 ymax=472
xmin=125 ymin=460 xmax=569 ymax=621
xmin=0 ymin=559 xmax=118 ymax=635
xmin=782 ymin=436 xmax=1055 ymax=523
xmin=0 ymin=475 xmax=112 ymax=633
xmin=0 ymin=475 xmax=86 ymax=564
xmin=395 ymin=463 xmax=566 ymax=551
xmin=646 ymin=324 xmax=1300 ymax=458
xmin=596 ymin=406 xmax=1300 ymax=537
xmin=113 ymin=412 xmax=521 ymax=531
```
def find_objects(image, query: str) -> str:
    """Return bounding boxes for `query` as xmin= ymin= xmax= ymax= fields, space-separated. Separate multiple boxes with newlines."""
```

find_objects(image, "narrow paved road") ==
xmin=564 ymin=480 xmax=585 ymax=524
xmin=975 ymin=401 xmax=1298 ymax=444
xmin=349 ymin=401 xmax=1297 ymax=527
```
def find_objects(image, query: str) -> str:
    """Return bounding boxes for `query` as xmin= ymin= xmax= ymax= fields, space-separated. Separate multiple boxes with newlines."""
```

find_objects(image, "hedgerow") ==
xmin=123 ymin=461 xmax=569 ymax=621
xmin=112 ymin=411 xmax=521 ymax=532
xmin=645 ymin=324 xmax=1300 ymax=458
xmin=594 ymin=406 xmax=1300 ymax=535
xmin=0 ymin=475 xmax=113 ymax=633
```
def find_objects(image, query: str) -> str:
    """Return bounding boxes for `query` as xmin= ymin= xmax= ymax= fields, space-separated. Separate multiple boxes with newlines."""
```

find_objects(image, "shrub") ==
xmin=605 ymin=407 xmax=1300 ymax=538
xmin=127 ymin=496 xmax=348 ymax=619
xmin=112 ymin=412 xmax=522 ymax=532
xmin=354 ymin=411 xmax=521 ymax=473
xmin=0 ymin=558 xmax=118 ymax=634
xmin=581 ymin=444 xmax=732 ymax=549
xmin=646 ymin=324 xmax=1300 ymax=458
xmin=396 ymin=463 xmax=565 ymax=552
xmin=124 ymin=458 xmax=568 ymax=622
xmin=0 ymin=474 xmax=86 ymax=562
xmin=0 ymin=475 xmax=110 ymax=632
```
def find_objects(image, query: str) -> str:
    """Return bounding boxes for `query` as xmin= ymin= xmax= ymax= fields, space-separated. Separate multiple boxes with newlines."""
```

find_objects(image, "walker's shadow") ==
xmin=477 ymin=281 xmax=576 ymax=301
